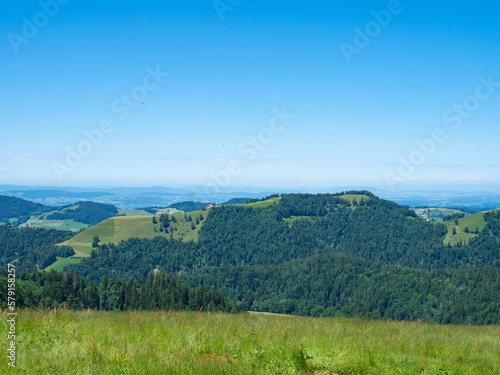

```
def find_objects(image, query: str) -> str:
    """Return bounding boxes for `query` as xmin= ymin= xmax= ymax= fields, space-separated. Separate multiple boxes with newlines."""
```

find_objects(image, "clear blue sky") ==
xmin=1 ymin=1 xmax=499 ymax=191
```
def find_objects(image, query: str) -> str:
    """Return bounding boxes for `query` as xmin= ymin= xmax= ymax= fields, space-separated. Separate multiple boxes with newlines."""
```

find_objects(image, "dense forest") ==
xmin=182 ymin=253 xmax=500 ymax=325
xmin=3 ymin=192 xmax=500 ymax=323
xmin=0 ymin=269 xmax=243 ymax=313
xmin=0 ymin=195 xmax=52 ymax=225
xmin=71 ymin=192 xmax=500 ymax=281
xmin=46 ymin=201 xmax=119 ymax=225
xmin=0 ymin=226 xmax=74 ymax=270
xmin=59 ymin=192 xmax=500 ymax=324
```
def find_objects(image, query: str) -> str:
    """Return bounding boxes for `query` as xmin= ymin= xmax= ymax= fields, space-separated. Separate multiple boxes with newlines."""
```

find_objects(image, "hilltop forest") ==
xmin=59 ymin=191 xmax=500 ymax=324
xmin=2 ymin=191 xmax=500 ymax=324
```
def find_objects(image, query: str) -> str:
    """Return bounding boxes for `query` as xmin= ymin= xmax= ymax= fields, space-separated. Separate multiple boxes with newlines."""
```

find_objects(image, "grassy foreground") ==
xmin=2 ymin=309 xmax=499 ymax=374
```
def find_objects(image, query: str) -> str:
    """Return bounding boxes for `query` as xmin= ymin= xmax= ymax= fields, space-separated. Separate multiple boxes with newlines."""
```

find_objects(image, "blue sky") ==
xmin=1 ymin=1 xmax=500 ymax=190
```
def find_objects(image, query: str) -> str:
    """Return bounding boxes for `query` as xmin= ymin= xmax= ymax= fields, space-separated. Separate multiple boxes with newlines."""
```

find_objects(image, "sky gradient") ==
xmin=1 ymin=1 xmax=500 ymax=191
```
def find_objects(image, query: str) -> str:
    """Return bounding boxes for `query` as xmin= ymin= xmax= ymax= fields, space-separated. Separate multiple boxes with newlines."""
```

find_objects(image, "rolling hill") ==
xmin=10 ymin=198 xmax=170 ymax=232
xmin=62 ymin=197 xmax=288 ymax=256
xmin=25 ymin=201 xmax=120 ymax=232
xmin=0 ymin=195 xmax=54 ymax=226
xmin=62 ymin=191 xmax=500 ymax=324
xmin=6 ymin=191 xmax=500 ymax=324
xmin=63 ymin=210 xmax=209 ymax=255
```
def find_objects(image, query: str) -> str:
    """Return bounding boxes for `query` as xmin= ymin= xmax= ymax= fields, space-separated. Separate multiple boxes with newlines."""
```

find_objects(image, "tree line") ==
xmin=0 ymin=225 xmax=74 ymax=270
xmin=46 ymin=201 xmax=119 ymax=225
xmin=0 ymin=268 xmax=243 ymax=313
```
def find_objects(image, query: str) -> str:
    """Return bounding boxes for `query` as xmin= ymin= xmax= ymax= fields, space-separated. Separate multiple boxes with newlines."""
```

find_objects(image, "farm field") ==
xmin=62 ymin=211 xmax=208 ymax=255
xmin=25 ymin=216 xmax=88 ymax=231
xmin=22 ymin=204 xmax=90 ymax=231
xmin=2 ymin=309 xmax=499 ymax=374
xmin=412 ymin=207 xmax=464 ymax=221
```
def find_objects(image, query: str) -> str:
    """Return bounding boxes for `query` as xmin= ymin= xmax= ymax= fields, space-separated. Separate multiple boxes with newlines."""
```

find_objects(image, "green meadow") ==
xmin=45 ymin=257 xmax=83 ymax=272
xmin=235 ymin=197 xmax=282 ymax=208
xmin=2 ymin=309 xmax=499 ymax=374
xmin=457 ymin=211 xmax=488 ymax=232
xmin=24 ymin=205 xmax=89 ymax=231
xmin=443 ymin=210 xmax=491 ymax=245
xmin=25 ymin=217 xmax=88 ymax=231
xmin=62 ymin=211 xmax=208 ymax=255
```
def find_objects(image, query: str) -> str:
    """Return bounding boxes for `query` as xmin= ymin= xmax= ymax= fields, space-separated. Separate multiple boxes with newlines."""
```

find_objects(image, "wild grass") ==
xmin=2 ymin=308 xmax=499 ymax=374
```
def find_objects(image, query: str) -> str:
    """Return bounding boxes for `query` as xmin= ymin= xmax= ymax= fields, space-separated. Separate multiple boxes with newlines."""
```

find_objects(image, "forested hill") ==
xmin=70 ymin=192 xmax=500 ymax=278
xmin=45 ymin=201 xmax=119 ymax=225
xmin=57 ymin=191 xmax=500 ymax=323
xmin=0 ymin=195 xmax=120 ymax=227
xmin=0 ymin=195 xmax=53 ymax=225
xmin=0 ymin=225 xmax=74 ymax=270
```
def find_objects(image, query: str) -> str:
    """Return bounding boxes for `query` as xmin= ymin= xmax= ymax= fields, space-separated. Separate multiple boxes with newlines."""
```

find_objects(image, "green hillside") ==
xmin=64 ymin=210 xmax=208 ymax=255
xmin=24 ymin=203 xmax=180 ymax=232
xmin=443 ymin=210 xmax=492 ymax=245
xmin=0 ymin=195 xmax=53 ymax=226
xmin=67 ymin=191 xmax=500 ymax=325
xmin=234 ymin=197 xmax=282 ymax=208
xmin=26 ymin=201 xmax=124 ymax=231
xmin=458 ymin=210 xmax=488 ymax=232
